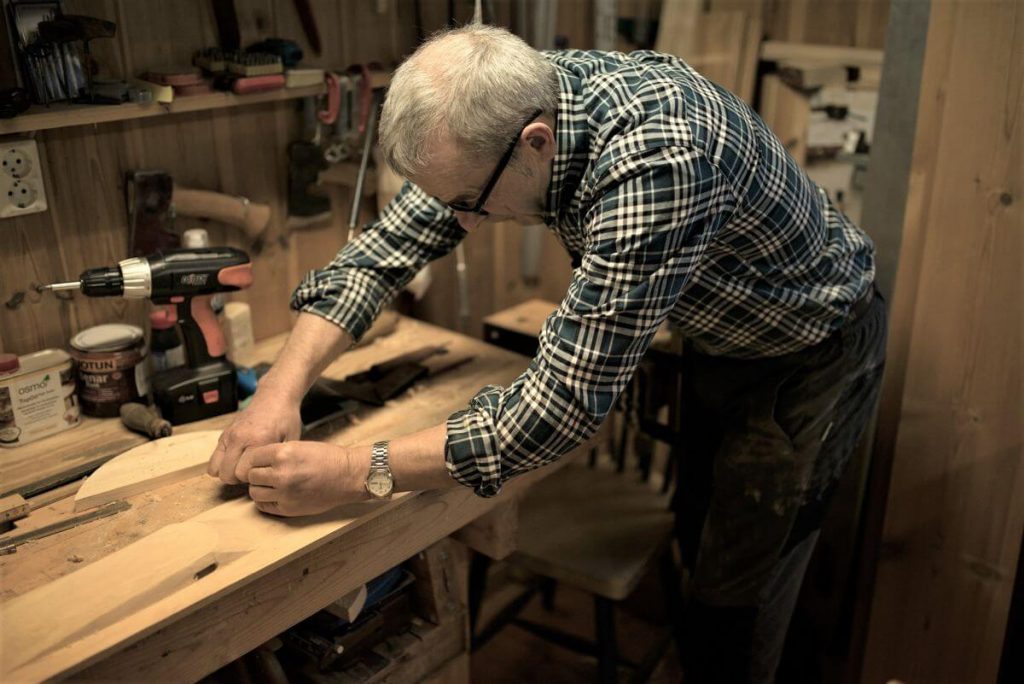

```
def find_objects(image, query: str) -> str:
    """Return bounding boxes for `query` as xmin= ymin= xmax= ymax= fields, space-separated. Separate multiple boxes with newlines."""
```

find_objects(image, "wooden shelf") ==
xmin=0 ymin=83 xmax=325 ymax=136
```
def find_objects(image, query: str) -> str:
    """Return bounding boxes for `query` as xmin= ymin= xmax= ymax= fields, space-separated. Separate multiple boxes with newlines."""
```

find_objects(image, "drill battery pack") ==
xmin=152 ymin=358 xmax=238 ymax=425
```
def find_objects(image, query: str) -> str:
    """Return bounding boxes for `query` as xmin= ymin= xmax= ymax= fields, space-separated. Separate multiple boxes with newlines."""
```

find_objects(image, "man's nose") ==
xmin=455 ymin=211 xmax=486 ymax=231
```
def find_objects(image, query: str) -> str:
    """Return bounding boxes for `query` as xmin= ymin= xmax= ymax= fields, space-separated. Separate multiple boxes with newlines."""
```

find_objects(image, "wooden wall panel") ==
xmin=652 ymin=0 xmax=890 ymax=50
xmin=861 ymin=1 xmax=1022 ymax=681
xmin=6 ymin=0 xmax=897 ymax=358
xmin=0 ymin=0 xmax=421 ymax=356
xmin=764 ymin=0 xmax=890 ymax=49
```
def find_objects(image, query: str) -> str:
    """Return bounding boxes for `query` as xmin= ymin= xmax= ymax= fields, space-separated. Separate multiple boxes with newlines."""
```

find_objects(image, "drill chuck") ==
xmin=78 ymin=266 xmax=124 ymax=296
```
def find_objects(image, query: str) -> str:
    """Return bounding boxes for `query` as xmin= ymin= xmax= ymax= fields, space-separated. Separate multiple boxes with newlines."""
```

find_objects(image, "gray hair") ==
xmin=379 ymin=25 xmax=560 ymax=179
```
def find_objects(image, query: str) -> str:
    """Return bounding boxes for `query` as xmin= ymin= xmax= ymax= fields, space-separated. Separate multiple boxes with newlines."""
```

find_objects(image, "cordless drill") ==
xmin=44 ymin=247 xmax=253 ymax=424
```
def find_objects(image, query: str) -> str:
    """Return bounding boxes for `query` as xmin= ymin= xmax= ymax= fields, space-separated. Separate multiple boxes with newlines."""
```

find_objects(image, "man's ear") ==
xmin=523 ymin=122 xmax=556 ymax=160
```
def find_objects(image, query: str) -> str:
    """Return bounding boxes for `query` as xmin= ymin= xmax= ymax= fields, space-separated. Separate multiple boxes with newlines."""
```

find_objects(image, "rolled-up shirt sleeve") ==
xmin=290 ymin=180 xmax=464 ymax=341
xmin=445 ymin=146 xmax=736 ymax=496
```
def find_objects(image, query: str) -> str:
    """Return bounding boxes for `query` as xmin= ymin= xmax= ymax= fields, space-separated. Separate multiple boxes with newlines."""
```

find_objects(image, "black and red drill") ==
xmin=43 ymin=247 xmax=253 ymax=424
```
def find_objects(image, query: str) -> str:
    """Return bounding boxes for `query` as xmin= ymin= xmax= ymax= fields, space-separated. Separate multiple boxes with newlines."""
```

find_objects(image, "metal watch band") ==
xmin=370 ymin=441 xmax=390 ymax=471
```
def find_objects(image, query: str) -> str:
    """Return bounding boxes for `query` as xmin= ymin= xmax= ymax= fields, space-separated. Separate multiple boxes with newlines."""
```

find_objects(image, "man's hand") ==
xmin=208 ymin=393 xmax=303 ymax=485
xmin=234 ymin=441 xmax=371 ymax=517
xmin=209 ymin=311 xmax=356 ymax=485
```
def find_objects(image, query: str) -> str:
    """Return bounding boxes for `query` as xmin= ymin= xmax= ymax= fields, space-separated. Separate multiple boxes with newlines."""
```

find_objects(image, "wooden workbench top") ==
xmin=0 ymin=316 xmax=533 ymax=682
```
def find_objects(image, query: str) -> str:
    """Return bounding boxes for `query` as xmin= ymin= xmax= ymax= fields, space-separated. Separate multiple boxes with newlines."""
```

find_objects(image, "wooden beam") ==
xmin=0 ymin=495 xmax=29 ymax=523
xmin=761 ymin=40 xmax=884 ymax=67
xmin=861 ymin=1 xmax=1023 ymax=681
xmin=452 ymin=499 xmax=519 ymax=560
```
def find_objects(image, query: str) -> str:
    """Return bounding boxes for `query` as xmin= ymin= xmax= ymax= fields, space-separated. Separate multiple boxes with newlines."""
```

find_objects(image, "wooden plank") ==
xmin=1 ymin=521 xmax=221 ymax=674
xmin=513 ymin=461 xmax=674 ymax=601
xmin=655 ymin=4 xmax=761 ymax=102
xmin=73 ymin=431 xmax=221 ymax=512
xmin=764 ymin=0 xmax=889 ymax=50
xmin=482 ymin=299 xmax=558 ymax=339
xmin=0 ymin=316 xmax=534 ymax=681
xmin=0 ymin=501 xmax=132 ymax=554
xmin=0 ymin=494 xmax=29 ymax=523
xmin=735 ymin=9 xmax=764 ymax=104
xmin=17 ymin=465 xmax=548 ymax=682
xmin=452 ymin=499 xmax=519 ymax=560
xmin=758 ymin=73 xmax=809 ymax=167
xmin=26 ymin=479 xmax=84 ymax=511
xmin=861 ymin=1 xmax=1023 ymax=682
xmin=761 ymin=40 xmax=884 ymax=67
xmin=0 ymin=85 xmax=325 ymax=136
xmin=0 ymin=418 xmax=148 ymax=499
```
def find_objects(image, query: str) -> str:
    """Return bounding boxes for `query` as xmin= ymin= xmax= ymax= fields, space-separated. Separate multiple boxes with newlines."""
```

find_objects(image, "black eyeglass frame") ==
xmin=445 ymin=108 xmax=544 ymax=215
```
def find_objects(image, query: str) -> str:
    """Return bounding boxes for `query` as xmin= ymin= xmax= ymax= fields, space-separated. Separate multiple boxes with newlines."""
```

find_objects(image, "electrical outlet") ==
xmin=0 ymin=140 xmax=48 ymax=218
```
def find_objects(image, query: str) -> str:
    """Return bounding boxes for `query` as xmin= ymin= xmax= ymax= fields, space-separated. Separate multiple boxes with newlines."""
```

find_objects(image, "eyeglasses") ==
xmin=445 ymin=108 xmax=543 ymax=215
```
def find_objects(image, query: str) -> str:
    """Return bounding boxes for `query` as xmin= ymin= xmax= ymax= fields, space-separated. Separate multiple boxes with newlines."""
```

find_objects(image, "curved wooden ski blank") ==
xmin=73 ymin=431 xmax=222 ymax=512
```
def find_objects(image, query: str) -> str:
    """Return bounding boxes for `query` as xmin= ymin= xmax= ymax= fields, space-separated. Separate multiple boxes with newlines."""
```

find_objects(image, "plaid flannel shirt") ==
xmin=291 ymin=50 xmax=875 ymax=496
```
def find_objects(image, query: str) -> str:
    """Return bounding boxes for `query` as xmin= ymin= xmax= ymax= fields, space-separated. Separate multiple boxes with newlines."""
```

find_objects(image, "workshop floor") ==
xmin=472 ymin=565 xmax=684 ymax=683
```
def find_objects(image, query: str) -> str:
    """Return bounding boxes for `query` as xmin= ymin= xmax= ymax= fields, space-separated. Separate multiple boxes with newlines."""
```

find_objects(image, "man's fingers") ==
xmin=255 ymin=500 xmax=286 ymax=517
xmin=234 ymin=444 xmax=279 ymax=483
xmin=217 ymin=436 xmax=247 ymax=485
xmin=248 ymin=483 xmax=277 ymax=503
xmin=207 ymin=440 xmax=226 ymax=477
xmin=247 ymin=466 xmax=277 ymax=487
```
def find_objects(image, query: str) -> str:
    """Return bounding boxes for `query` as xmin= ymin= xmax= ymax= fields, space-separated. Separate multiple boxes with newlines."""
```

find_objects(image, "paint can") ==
xmin=69 ymin=324 xmax=150 ymax=418
xmin=0 ymin=349 xmax=80 ymax=448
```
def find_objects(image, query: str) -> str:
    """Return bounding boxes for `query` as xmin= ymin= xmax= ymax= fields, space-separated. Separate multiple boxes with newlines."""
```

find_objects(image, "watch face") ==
xmin=366 ymin=470 xmax=394 ymax=498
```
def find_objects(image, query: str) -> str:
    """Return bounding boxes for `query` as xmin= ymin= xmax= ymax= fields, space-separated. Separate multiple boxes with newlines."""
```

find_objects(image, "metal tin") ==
xmin=0 ymin=349 xmax=80 ymax=448
xmin=69 ymin=324 xmax=150 ymax=417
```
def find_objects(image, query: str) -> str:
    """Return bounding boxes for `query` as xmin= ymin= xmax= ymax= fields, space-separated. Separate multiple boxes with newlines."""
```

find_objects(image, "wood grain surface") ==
xmin=73 ymin=431 xmax=221 ymax=511
xmin=0 ymin=316 xmax=534 ymax=681
xmin=861 ymin=2 xmax=1023 ymax=681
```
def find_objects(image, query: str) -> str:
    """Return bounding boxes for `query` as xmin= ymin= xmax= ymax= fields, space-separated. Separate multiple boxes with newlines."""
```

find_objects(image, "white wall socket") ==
xmin=0 ymin=139 xmax=48 ymax=218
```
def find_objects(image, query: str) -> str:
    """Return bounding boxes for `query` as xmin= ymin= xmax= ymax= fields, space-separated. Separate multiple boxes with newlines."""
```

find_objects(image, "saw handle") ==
xmin=172 ymin=187 xmax=271 ymax=244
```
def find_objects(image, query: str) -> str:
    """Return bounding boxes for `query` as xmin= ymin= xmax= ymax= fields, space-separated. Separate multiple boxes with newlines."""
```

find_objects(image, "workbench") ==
xmin=0 ymin=316 xmax=552 ymax=682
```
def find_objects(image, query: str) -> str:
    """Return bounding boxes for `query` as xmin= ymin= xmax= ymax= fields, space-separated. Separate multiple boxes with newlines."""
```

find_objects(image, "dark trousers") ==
xmin=672 ymin=288 xmax=888 ymax=683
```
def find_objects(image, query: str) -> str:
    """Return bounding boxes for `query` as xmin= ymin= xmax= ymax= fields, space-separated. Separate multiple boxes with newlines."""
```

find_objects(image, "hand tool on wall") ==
xmin=210 ymin=0 xmax=241 ymax=51
xmin=41 ymin=247 xmax=254 ymax=425
xmin=347 ymin=90 xmax=380 ymax=241
xmin=288 ymin=97 xmax=330 ymax=218
xmin=291 ymin=0 xmax=322 ymax=56
xmin=318 ymin=71 xmax=340 ymax=126
xmin=126 ymin=170 xmax=272 ymax=256
xmin=324 ymin=74 xmax=352 ymax=163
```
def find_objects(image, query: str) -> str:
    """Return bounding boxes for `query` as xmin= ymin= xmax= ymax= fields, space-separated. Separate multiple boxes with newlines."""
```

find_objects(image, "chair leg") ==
xmin=468 ymin=552 xmax=491 ymax=642
xmin=616 ymin=393 xmax=631 ymax=473
xmin=658 ymin=549 xmax=686 ymax=665
xmin=540 ymin=576 xmax=557 ymax=611
xmin=595 ymin=595 xmax=618 ymax=684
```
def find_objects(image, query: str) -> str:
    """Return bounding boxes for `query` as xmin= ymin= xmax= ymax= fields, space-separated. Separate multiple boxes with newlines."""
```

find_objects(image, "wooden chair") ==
xmin=469 ymin=355 xmax=686 ymax=684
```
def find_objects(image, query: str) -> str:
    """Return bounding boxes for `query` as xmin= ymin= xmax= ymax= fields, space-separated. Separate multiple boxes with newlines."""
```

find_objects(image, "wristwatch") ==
xmin=365 ymin=441 xmax=395 ymax=499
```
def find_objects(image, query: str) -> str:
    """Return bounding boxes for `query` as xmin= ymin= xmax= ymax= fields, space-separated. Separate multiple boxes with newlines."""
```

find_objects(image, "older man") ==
xmin=209 ymin=25 xmax=886 ymax=683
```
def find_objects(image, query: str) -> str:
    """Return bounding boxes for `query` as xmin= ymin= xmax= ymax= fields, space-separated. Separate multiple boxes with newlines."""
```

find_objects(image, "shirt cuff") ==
xmin=289 ymin=268 xmax=380 ymax=343
xmin=444 ymin=385 xmax=505 ymax=497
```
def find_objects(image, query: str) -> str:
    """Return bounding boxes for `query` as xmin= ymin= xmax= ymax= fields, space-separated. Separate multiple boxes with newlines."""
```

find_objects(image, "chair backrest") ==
xmin=597 ymin=345 xmax=685 ymax=501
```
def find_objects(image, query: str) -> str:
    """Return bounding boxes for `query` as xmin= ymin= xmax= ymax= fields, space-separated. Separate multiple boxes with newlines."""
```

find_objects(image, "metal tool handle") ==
xmin=348 ymin=91 xmax=380 ymax=242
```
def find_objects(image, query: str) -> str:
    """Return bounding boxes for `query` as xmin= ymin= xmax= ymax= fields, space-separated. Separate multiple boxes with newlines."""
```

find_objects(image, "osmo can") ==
xmin=0 ymin=350 xmax=80 ymax=448
xmin=69 ymin=324 xmax=150 ymax=418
